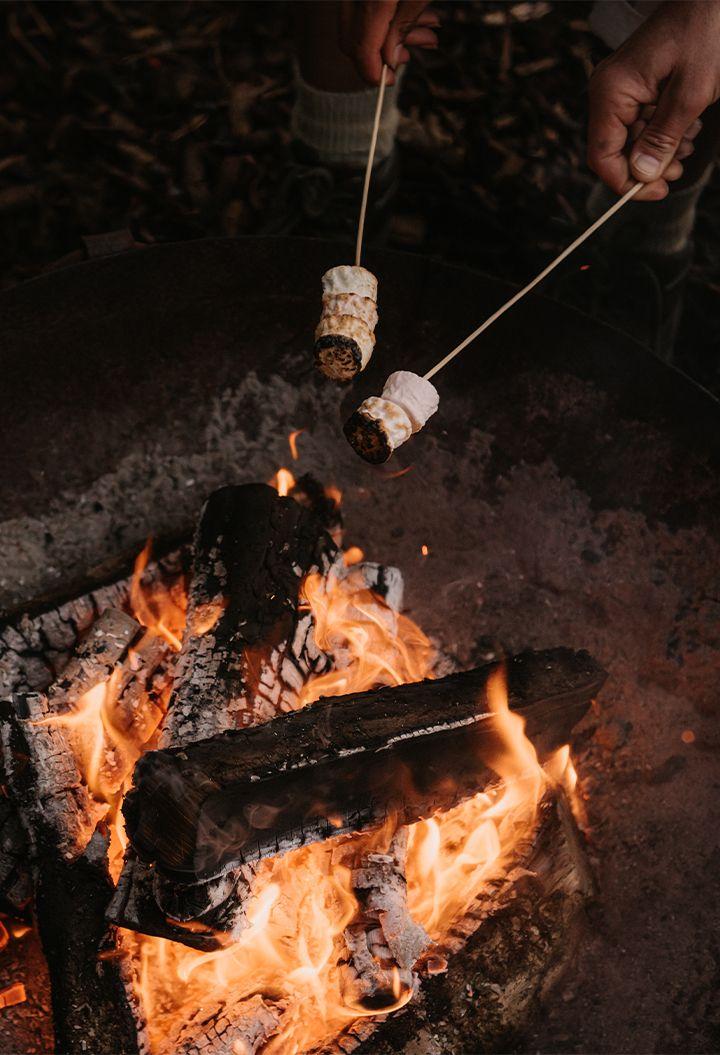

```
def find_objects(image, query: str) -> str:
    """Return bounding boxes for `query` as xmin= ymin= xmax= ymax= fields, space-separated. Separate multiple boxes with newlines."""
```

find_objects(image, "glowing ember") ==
xmin=421 ymin=544 xmax=429 ymax=558
xmin=0 ymin=982 xmax=26 ymax=1010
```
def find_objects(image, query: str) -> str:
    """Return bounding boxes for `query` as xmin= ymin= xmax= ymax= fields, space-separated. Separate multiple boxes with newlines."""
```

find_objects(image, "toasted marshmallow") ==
xmin=315 ymin=314 xmax=375 ymax=382
xmin=381 ymin=371 xmax=439 ymax=433
xmin=343 ymin=396 xmax=413 ymax=464
xmin=322 ymin=292 xmax=378 ymax=331
xmin=322 ymin=265 xmax=378 ymax=302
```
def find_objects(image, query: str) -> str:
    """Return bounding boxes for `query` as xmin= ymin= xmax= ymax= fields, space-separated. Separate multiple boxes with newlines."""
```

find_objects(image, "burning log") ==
xmin=340 ymin=790 xmax=593 ymax=1055
xmin=157 ymin=994 xmax=284 ymax=1055
xmin=2 ymin=609 xmax=141 ymax=859
xmin=123 ymin=648 xmax=604 ymax=885
xmin=0 ymin=612 xmax=157 ymax=1055
xmin=336 ymin=828 xmax=430 ymax=1010
xmin=111 ymin=482 xmax=345 ymax=945
xmin=160 ymin=482 xmax=340 ymax=744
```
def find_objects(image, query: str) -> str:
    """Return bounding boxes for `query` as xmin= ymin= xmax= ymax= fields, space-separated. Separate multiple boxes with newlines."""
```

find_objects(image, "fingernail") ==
xmin=633 ymin=152 xmax=661 ymax=178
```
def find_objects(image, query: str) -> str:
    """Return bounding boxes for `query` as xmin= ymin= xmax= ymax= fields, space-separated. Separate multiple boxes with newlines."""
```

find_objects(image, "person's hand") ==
xmin=588 ymin=0 xmax=720 ymax=200
xmin=338 ymin=1 xmax=440 ymax=86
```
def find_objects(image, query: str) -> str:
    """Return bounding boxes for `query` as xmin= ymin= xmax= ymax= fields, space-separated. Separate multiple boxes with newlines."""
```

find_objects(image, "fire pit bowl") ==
xmin=1 ymin=237 xmax=719 ymax=1054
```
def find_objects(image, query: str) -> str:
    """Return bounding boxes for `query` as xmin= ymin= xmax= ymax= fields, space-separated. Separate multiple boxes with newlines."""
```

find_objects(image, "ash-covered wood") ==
xmin=45 ymin=607 xmax=139 ymax=711
xmin=157 ymin=993 xmax=284 ymax=1055
xmin=1 ymin=608 xmax=142 ymax=859
xmin=336 ymin=828 xmax=430 ymax=1010
xmin=0 ymin=792 xmax=31 ymax=912
xmin=160 ymin=483 xmax=340 ymax=745
xmin=338 ymin=790 xmax=593 ymax=1055
xmin=111 ymin=483 xmax=343 ymax=945
xmin=124 ymin=648 xmax=605 ymax=883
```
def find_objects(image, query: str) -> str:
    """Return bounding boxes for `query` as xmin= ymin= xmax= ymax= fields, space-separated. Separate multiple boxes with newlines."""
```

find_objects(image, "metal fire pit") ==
xmin=1 ymin=237 xmax=719 ymax=1054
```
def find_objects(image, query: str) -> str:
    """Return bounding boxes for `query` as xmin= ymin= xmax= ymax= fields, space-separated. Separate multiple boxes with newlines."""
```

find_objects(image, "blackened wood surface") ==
xmin=124 ymin=648 xmax=605 ymax=880
xmin=160 ymin=482 xmax=338 ymax=744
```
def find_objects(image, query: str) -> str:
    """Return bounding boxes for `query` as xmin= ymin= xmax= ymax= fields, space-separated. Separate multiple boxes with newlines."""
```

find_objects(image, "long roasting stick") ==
xmin=355 ymin=63 xmax=389 ymax=267
xmin=423 ymin=180 xmax=644 ymax=382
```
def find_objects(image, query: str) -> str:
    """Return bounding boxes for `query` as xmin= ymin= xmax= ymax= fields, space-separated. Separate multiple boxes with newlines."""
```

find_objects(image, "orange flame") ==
xmin=44 ymin=537 xmax=564 ymax=1053
xmin=288 ymin=430 xmax=304 ymax=461
xmin=269 ymin=467 xmax=296 ymax=498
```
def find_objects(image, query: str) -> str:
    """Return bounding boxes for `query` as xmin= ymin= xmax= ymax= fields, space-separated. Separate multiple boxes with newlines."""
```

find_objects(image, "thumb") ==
xmin=630 ymin=79 xmax=704 ymax=182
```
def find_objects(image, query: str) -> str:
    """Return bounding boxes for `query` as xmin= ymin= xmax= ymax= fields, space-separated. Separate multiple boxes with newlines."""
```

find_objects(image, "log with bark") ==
xmin=0 ymin=608 xmax=162 ymax=1055
xmin=110 ymin=483 xmax=346 ymax=946
xmin=124 ymin=648 xmax=605 ymax=882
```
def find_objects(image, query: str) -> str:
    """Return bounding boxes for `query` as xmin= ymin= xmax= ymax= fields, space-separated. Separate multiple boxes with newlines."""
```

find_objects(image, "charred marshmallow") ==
xmin=316 ymin=266 xmax=378 ymax=382
xmin=344 ymin=371 xmax=439 ymax=464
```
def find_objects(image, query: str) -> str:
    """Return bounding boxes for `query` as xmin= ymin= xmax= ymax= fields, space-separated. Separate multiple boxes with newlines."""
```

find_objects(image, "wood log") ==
xmin=1 ymin=609 xmax=142 ymax=860
xmin=335 ymin=828 xmax=430 ymax=1010
xmin=111 ymin=483 xmax=343 ymax=945
xmin=123 ymin=648 xmax=605 ymax=884
xmin=0 ymin=610 xmax=174 ymax=1055
xmin=160 ymin=483 xmax=340 ymax=745
xmin=157 ymin=994 xmax=284 ymax=1055
xmin=335 ymin=789 xmax=593 ymax=1055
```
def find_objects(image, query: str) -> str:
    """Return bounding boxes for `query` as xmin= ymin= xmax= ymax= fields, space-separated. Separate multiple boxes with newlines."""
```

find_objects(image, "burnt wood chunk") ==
xmin=124 ymin=648 xmax=606 ymax=882
xmin=160 ymin=483 xmax=340 ymax=745
xmin=336 ymin=828 xmax=430 ymax=1009
xmin=111 ymin=483 xmax=341 ymax=944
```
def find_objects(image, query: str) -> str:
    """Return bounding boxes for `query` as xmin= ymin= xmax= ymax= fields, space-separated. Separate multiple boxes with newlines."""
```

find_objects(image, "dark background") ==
xmin=1 ymin=0 xmax=718 ymax=390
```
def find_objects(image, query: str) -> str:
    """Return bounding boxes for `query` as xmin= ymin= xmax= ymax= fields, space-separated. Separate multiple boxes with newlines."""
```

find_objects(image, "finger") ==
xmin=582 ymin=70 xmax=633 ymax=194
xmin=675 ymin=139 xmax=695 ymax=160
xmin=663 ymin=158 xmax=684 ymax=182
xmin=632 ymin=178 xmax=670 ymax=202
xmin=415 ymin=8 xmax=440 ymax=26
xmin=630 ymin=119 xmax=647 ymax=142
xmin=630 ymin=76 xmax=710 ymax=182
xmin=346 ymin=1 xmax=397 ymax=85
xmin=403 ymin=26 xmax=438 ymax=48
xmin=380 ymin=0 xmax=433 ymax=68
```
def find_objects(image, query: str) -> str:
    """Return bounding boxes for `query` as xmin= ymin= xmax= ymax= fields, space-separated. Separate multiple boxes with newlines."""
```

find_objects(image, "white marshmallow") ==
xmin=357 ymin=396 xmax=413 ymax=451
xmin=315 ymin=314 xmax=375 ymax=370
xmin=381 ymin=371 xmax=439 ymax=433
xmin=322 ymin=292 xmax=378 ymax=331
xmin=322 ymin=265 xmax=378 ymax=302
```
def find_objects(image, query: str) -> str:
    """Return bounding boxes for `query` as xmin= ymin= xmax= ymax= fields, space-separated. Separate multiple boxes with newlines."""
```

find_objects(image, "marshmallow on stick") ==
xmin=315 ymin=266 xmax=379 ymax=382
xmin=344 ymin=371 xmax=439 ymax=464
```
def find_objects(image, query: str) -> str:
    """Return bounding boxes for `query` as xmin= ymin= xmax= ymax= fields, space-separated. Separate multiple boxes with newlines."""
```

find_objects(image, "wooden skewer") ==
xmin=423 ymin=180 xmax=644 ymax=382
xmin=355 ymin=64 xmax=389 ymax=268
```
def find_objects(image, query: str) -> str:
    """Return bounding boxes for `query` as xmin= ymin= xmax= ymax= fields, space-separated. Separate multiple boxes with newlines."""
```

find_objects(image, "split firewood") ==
xmin=111 ymin=483 xmax=345 ymax=946
xmin=46 ymin=607 xmax=139 ymax=712
xmin=124 ymin=647 xmax=605 ymax=887
xmin=1 ymin=608 xmax=142 ymax=860
xmin=160 ymin=483 xmax=341 ymax=745
xmin=157 ymin=994 xmax=283 ymax=1055
xmin=335 ymin=828 xmax=430 ymax=1009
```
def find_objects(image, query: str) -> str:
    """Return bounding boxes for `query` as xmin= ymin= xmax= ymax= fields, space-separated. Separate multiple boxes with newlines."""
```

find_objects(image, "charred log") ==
xmin=111 ymin=483 xmax=343 ymax=944
xmin=124 ymin=648 xmax=605 ymax=885
xmin=338 ymin=790 xmax=593 ymax=1055
xmin=0 ymin=610 xmax=171 ymax=1055
xmin=160 ymin=483 xmax=340 ymax=744
xmin=336 ymin=828 xmax=430 ymax=1010
xmin=157 ymin=994 xmax=284 ymax=1055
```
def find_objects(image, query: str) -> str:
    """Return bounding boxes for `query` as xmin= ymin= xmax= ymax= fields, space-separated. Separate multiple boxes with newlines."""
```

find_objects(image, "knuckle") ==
xmin=640 ymin=126 xmax=681 ymax=152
